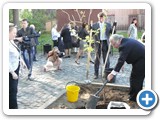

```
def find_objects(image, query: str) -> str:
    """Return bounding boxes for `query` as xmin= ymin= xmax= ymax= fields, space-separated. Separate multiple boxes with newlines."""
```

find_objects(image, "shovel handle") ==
xmin=95 ymin=80 xmax=108 ymax=96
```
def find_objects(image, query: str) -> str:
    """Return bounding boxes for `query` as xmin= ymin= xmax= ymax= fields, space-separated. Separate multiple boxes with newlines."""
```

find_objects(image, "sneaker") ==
xmin=75 ymin=61 xmax=80 ymax=65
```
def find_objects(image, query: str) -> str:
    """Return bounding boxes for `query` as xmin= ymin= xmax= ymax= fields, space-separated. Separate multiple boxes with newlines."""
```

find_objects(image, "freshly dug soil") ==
xmin=46 ymin=84 xmax=140 ymax=109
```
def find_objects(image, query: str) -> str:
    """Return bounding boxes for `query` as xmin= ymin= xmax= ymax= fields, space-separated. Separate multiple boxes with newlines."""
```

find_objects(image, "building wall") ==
xmin=107 ymin=9 xmax=145 ymax=30
xmin=45 ymin=9 xmax=145 ymax=31
xmin=56 ymin=9 xmax=102 ymax=31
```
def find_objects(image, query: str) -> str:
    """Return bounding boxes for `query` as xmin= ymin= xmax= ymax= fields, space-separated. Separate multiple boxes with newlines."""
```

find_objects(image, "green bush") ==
xmin=37 ymin=32 xmax=52 ymax=53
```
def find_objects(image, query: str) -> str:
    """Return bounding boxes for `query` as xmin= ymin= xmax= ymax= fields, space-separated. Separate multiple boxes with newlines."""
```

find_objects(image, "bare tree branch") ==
xmin=72 ymin=15 xmax=76 ymax=23
xmin=81 ymin=11 xmax=85 ymax=22
xmin=88 ymin=9 xmax=93 ymax=24
xmin=75 ymin=9 xmax=81 ymax=21
xmin=60 ymin=9 xmax=72 ymax=22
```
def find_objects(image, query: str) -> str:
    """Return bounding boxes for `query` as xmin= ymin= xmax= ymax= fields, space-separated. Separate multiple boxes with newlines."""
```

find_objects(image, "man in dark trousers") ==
xmin=17 ymin=19 xmax=36 ymax=80
xmin=92 ymin=12 xmax=112 ymax=79
xmin=107 ymin=34 xmax=145 ymax=102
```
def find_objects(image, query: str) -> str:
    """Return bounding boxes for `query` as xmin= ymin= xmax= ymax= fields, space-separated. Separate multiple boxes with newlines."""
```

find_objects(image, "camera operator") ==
xmin=17 ymin=19 xmax=37 ymax=81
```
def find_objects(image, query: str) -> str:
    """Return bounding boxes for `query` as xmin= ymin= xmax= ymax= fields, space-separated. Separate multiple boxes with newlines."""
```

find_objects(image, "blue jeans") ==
xmin=22 ymin=48 xmax=33 ymax=77
xmin=32 ymin=46 xmax=37 ymax=60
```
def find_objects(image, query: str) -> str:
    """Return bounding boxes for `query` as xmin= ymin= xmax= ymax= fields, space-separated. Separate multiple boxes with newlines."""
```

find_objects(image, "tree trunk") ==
xmin=13 ymin=9 xmax=19 ymax=28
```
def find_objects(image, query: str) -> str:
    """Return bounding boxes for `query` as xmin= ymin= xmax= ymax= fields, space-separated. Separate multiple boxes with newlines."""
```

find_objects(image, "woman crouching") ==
xmin=44 ymin=47 xmax=64 ymax=71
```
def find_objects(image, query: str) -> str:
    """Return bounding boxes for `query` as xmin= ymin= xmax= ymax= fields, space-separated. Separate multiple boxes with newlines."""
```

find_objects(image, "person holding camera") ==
xmin=17 ymin=19 xmax=36 ymax=81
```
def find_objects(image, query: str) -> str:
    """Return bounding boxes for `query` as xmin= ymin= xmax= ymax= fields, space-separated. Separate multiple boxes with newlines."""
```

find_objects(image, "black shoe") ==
xmin=94 ymin=75 xmax=98 ymax=79
xmin=75 ymin=61 xmax=80 ymax=65
xmin=64 ymin=56 xmax=70 ymax=58
xmin=33 ymin=58 xmax=38 ymax=61
xmin=90 ymin=60 xmax=94 ymax=64
xmin=81 ymin=56 xmax=85 ymax=58
xmin=27 ymin=76 xmax=34 ymax=81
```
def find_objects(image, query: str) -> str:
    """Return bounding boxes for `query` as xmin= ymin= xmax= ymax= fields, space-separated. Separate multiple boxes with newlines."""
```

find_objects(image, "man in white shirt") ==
xmin=92 ymin=12 xmax=112 ymax=79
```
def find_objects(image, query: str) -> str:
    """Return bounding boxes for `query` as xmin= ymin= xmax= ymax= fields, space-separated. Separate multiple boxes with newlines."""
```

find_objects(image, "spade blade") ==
xmin=85 ymin=95 xmax=100 ymax=109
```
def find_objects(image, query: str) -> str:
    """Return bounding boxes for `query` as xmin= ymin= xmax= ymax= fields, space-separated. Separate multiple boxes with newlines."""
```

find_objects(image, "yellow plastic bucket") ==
xmin=66 ymin=85 xmax=80 ymax=102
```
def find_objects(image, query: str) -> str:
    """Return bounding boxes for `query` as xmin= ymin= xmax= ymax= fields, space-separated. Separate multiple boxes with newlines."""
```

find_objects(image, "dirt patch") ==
xmin=46 ymin=84 xmax=140 ymax=109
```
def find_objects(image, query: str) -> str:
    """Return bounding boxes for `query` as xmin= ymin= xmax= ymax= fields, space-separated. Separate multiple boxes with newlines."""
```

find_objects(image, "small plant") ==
xmin=83 ymin=21 xmax=100 ymax=80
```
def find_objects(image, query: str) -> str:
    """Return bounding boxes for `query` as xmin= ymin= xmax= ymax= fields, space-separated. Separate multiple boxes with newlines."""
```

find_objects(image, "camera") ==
xmin=23 ymin=36 xmax=30 ymax=41
xmin=22 ymin=36 xmax=32 ymax=48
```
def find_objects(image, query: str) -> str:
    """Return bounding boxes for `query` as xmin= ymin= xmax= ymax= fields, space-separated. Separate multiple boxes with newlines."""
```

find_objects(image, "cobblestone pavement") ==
xmin=17 ymin=52 xmax=132 ymax=109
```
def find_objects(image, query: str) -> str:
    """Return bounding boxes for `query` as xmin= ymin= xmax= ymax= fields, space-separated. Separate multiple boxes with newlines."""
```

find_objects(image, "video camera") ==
xmin=22 ymin=35 xmax=35 ymax=48
xmin=23 ymin=36 xmax=30 ymax=41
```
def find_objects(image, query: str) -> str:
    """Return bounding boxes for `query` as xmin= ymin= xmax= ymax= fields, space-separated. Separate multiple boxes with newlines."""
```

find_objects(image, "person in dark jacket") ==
xmin=75 ymin=22 xmax=89 ymax=64
xmin=92 ymin=12 xmax=112 ymax=79
xmin=30 ymin=24 xmax=41 ymax=61
xmin=17 ymin=19 xmax=36 ymax=80
xmin=61 ymin=24 xmax=72 ymax=58
xmin=107 ymin=34 xmax=145 ymax=102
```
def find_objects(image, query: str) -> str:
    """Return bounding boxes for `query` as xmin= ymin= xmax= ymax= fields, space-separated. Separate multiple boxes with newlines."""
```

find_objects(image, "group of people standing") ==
xmin=9 ymin=12 xmax=145 ymax=109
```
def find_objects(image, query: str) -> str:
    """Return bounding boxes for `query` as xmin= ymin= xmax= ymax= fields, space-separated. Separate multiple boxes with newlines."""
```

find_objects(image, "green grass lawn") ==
xmin=112 ymin=31 xmax=143 ymax=52
xmin=37 ymin=32 xmax=52 ymax=53
xmin=116 ymin=31 xmax=143 ymax=39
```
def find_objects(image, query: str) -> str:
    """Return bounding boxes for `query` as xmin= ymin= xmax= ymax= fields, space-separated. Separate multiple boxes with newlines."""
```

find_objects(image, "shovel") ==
xmin=86 ymin=22 xmax=117 ymax=109
xmin=85 ymin=80 xmax=108 ymax=109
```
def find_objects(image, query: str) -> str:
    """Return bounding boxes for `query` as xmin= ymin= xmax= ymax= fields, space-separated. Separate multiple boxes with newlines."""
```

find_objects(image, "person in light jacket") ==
xmin=128 ymin=18 xmax=138 ymax=39
xmin=9 ymin=24 xmax=26 ymax=109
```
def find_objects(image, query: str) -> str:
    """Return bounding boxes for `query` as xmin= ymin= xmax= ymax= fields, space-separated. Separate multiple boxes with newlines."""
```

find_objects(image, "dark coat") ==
xmin=61 ymin=27 xmax=72 ymax=49
xmin=61 ymin=27 xmax=72 ymax=43
xmin=32 ymin=30 xmax=40 ymax=45
xmin=78 ymin=28 xmax=89 ymax=40
xmin=92 ymin=22 xmax=112 ymax=41
xmin=17 ymin=27 xmax=37 ymax=49
xmin=17 ymin=27 xmax=36 ymax=38
xmin=114 ymin=38 xmax=145 ymax=72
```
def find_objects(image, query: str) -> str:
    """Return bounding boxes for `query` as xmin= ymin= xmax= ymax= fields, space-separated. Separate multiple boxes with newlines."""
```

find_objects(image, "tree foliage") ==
xmin=9 ymin=9 xmax=13 ymax=23
xmin=20 ymin=9 xmax=32 ymax=22
xmin=24 ymin=9 xmax=56 ymax=31
xmin=10 ymin=9 xmax=56 ymax=31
